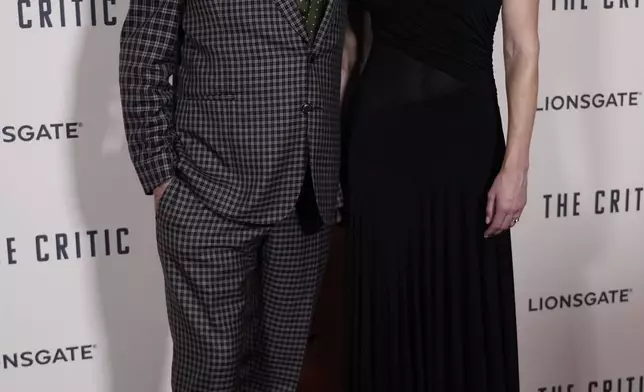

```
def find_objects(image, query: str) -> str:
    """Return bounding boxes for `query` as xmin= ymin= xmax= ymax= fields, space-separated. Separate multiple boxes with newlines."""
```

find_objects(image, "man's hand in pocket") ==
xmin=153 ymin=179 xmax=173 ymax=212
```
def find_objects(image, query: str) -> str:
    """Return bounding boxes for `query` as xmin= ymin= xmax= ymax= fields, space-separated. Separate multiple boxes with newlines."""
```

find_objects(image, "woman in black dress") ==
xmin=343 ymin=0 xmax=539 ymax=390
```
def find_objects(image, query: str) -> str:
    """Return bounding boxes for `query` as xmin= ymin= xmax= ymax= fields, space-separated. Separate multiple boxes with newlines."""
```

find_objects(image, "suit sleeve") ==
xmin=119 ymin=0 xmax=184 ymax=195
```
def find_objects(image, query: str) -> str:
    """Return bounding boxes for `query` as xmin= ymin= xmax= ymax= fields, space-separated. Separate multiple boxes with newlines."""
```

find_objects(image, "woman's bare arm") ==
xmin=484 ymin=0 xmax=539 ymax=237
xmin=501 ymin=0 xmax=540 ymax=172
xmin=341 ymin=26 xmax=358 ymax=100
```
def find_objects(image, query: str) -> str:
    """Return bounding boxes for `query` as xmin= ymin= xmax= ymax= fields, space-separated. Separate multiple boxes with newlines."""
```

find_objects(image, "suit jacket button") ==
xmin=301 ymin=103 xmax=313 ymax=113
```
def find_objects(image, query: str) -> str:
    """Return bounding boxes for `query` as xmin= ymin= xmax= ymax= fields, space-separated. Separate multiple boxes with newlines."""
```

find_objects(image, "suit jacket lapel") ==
xmin=273 ymin=0 xmax=309 ymax=43
xmin=312 ymin=0 xmax=338 ymax=50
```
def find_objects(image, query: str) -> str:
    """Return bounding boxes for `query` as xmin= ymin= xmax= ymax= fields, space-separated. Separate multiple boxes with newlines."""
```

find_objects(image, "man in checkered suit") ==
xmin=118 ymin=0 xmax=351 ymax=390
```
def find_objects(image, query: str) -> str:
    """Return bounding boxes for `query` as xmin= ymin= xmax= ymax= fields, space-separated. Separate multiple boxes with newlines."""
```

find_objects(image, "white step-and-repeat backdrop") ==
xmin=1 ymin=1 xmax=642 ymax=391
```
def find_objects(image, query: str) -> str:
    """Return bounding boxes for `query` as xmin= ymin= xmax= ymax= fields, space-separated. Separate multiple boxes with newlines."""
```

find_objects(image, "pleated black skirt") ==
xmin=345 ymin=41 xmax=520 ymax=392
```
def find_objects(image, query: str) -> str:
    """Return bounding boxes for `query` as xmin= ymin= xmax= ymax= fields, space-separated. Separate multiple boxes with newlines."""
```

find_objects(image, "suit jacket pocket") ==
xmin=179 ymin=92 xmax=238 ymax=101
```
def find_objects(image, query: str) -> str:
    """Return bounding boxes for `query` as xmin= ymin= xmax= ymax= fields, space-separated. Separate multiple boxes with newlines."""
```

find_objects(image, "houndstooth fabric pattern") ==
xmin=156 ymin=177 xmax=329 ymax=392
xmin=119 ymin=0 xmax=346 ymax=226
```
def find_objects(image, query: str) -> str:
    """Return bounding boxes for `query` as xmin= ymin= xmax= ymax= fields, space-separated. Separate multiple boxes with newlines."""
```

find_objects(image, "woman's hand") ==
xmin=484 ymin=166 xmax=528 ymax=237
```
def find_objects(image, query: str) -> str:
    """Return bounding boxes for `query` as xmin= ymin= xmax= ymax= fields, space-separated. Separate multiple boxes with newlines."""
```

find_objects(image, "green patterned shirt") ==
xmin=297 ymin=0 xmax=328 ymax=40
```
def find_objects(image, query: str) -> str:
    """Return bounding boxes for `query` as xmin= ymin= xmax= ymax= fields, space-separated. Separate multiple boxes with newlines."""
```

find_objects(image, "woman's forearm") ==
xmin=341 ymin=26 xmax=357 ymax=99
xmin=503 ymin=42 xmax=539 ymax=172
xmin=343 ymin=26 xmax=358 ymax=72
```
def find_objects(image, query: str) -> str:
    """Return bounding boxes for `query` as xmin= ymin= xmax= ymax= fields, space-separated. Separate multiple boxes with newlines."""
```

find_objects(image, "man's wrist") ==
xmin=153 ymin=177 xmax=174 ymax=195
xmin=135 ymin=157 xmax=175 ymax=196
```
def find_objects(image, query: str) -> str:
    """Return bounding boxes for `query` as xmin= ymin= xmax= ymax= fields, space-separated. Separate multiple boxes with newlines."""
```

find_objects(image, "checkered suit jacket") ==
xmin=119 ymin=0 xmax=345 ymax=225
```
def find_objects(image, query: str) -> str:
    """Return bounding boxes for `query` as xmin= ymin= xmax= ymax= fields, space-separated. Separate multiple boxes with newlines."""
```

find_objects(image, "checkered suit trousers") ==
xmin=157 ymin=177 xmax=330 ymax=391
xmin=119 ymin=0 xmax=344 ymax=389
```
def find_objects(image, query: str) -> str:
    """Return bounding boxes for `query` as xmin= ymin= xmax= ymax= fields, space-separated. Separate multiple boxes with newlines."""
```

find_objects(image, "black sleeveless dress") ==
xmin=345 ymin=0 xmax=520 ymax=391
